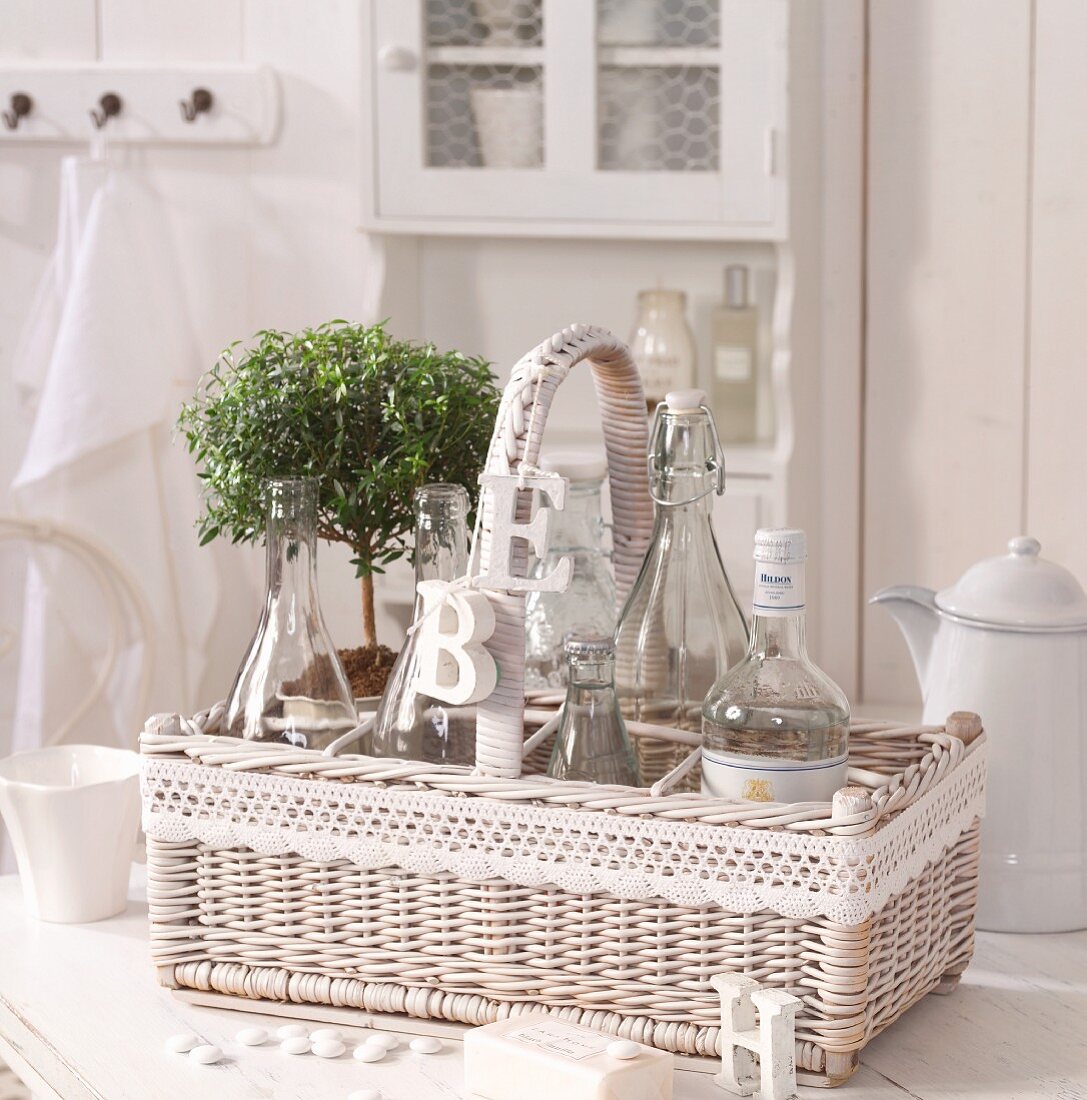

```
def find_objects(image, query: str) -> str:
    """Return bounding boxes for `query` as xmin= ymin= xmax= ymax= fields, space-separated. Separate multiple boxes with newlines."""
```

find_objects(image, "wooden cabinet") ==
xmin=366 ymin=0 xmax=787 ymax=239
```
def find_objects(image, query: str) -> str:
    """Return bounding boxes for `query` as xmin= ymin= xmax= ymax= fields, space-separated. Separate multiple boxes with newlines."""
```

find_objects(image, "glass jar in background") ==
xmin=370 ymin=483 xmax=479 ymax=765
xmin=524 ymin=452 xmax=616 ymax=692
xmin=224 ymin=478 xmax=358 ymax=749
xmin=614 ymin=388 xmax=749 ymax=787
xmin=629 ymin=288 xmax=696 ymax=411
xmin=547 ymin=635 xmax=640 ymax=787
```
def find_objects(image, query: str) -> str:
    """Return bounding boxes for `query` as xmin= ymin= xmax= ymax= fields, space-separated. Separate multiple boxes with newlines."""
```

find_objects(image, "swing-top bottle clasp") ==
xmin=647 ymin=388 xmax=726 ymax=507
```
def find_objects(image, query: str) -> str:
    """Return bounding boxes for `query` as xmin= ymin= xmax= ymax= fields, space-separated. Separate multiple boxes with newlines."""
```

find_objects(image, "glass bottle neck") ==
xmin=748 ymin=612 xmax=808 ymax=660
xmin=414 ymin=491 xmax=469 ymax=586
xmin=265 ymin=499 xmax=319 ymax=616
xmin=748 ymin=558 xmax=808 ymax=659
xmin=650 ymin=409 xmax=720 ymax=510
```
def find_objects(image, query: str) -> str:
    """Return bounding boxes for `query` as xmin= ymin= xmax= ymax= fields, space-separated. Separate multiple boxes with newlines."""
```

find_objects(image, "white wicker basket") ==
xmin=142 ymin=326 xmax=987 ymax=1087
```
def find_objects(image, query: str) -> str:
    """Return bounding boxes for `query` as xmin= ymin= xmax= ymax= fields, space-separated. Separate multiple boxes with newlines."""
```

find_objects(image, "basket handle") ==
xmin=474 ymin=324 xmax=653 ymax=777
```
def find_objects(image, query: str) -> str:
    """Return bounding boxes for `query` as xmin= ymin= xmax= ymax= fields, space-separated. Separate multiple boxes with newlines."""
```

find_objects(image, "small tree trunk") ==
xmin=361 ymin=573 xmax=377 ymax=648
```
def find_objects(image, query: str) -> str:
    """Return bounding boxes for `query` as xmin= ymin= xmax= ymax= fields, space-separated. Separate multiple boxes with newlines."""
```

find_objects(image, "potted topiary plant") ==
xmin=179 ymin=320 xmax=499 ymax=698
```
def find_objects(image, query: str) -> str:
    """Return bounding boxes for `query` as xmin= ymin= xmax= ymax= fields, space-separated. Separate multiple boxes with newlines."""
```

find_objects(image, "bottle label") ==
xmin=701 ymin=748 xmax=849 ymax=803
xmin=715 ymin=346 xmax=753 ymax=382
xmin=752 ymin=561 xmax=805 ymax=616
xmin=640 ymin=354 xmax=685 ymax=401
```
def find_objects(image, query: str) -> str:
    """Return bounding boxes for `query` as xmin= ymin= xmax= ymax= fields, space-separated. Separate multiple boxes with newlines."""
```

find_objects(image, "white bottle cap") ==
xmin=754 ymin=528 xmax=807 ymax=564
xmin=540 ymin=450 xmax=607 ymax=482
xmin=663 ymin=388 xmax=706 ymax=413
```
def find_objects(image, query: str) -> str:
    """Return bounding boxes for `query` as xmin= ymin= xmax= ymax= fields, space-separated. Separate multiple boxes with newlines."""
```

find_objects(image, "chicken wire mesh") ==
xmin=425 ymin=65 xmax=543 ymax=168
xmin=426 ymin=0 xmax=543 ymax=47
xmin=596 ymin=0 xmax=719 ymax=48
xmin=598 ymin=65 xmax=719 ymax=172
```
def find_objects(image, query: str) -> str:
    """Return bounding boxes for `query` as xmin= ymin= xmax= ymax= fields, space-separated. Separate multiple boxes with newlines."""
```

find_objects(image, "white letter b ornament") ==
xmin=413 ymin=581 xmax=498 ymax=705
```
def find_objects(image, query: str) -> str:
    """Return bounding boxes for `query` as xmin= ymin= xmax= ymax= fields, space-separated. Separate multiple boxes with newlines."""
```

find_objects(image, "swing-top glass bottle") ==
xmin=614 ymin=388 xmax=748 ymax=784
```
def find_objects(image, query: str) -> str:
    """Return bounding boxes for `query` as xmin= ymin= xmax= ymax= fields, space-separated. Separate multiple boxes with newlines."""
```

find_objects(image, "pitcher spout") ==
xmin=869 ymin=585 xmax=939 ymax=689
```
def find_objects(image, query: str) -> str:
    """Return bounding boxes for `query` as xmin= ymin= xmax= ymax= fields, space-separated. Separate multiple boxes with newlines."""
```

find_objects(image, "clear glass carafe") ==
xmin=702 ymin=528 xmax=849 ymax=803
xmin=224 ymin=478 xmax=358 ymax=749
xmin=614 ymin=388 xmax=748 ymax=786
xmin=629 ymin=289 xmax=696 ymax=411
xmin=547 ymin=635 xmax=640 ymax=787
xmin=370 ymin=483 xmax=478 ymax=765
xmin=525 ymin=452 xmax=616 ymax=691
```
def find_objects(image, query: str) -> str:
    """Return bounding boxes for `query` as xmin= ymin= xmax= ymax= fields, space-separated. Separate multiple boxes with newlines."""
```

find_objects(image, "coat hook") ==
xmin=3 ymin=92 xmax=32 ymax=131
xmin=179 ymin=87 xmax=213 ymax=123
xmin=89 ymin=92 xmax=122 ymax=130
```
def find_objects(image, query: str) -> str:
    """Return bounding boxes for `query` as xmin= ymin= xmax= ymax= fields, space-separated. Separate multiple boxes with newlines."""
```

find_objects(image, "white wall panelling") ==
xmin=862 ymin=0 xmax=1033 ymax=702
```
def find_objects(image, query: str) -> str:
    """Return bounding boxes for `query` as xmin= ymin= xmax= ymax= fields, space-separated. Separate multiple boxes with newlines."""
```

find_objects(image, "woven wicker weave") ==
xmin=142 ymin=327 xmax=986 ymax=1087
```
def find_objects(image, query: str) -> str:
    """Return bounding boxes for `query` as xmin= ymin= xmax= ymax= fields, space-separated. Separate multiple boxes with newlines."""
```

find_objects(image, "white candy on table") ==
xmin=367 ymin=1033 xmax=400 ymax=1051
xmin=188 ymin=1044 xmax=223 ymax=1065
xmin=353 ymin=1044 xmax=386 ymax=1063
xmin=164 ymin=1033 xmax=200 ymax=1054
xmin=280 ymin=1036 xmax=311 ymax=1055
xmin=235 ymin=1027 xmax=268 ymax=1046
xmin=463 ymin=1016 xmax=673 ymax=1100
xmin=312 ymin=1038 xmax=346 ymax=1059
xmin=311 ymin=1027 xmax=343 ymax=1043
xmin=410 ymin=1036 xmax=443 ymax=1054
xmin=348 ymin=1090 xmax=384 ymax=1100
xmin=276 ymin=1024 xmax=308 ymax=1040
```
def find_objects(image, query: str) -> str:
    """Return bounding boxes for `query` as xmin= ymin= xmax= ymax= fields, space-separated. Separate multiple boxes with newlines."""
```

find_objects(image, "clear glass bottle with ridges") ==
xmin=370 ymin=483 xmax=478 ymax=765
xmin=614 ymin=389 xmax=748 ymax=786
xmin=547 ymin=635 xmax=640 ymax=787
xmin=525 ymin=452 xmax=616 ymax=691
xmin=701 ymin=528 xmax=849 ymax=803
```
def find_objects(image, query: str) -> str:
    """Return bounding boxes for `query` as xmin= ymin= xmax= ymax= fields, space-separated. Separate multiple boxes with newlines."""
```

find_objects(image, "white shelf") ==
xmin=597 ymin=46 xmax=720 ymax=67
xmin=427 ymin=46 xmax=544 ymax=66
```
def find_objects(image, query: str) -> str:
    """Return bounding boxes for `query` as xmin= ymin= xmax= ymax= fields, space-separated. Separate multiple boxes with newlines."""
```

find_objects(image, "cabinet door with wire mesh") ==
xmin=370 ymin=0 xmax=786 ymax=236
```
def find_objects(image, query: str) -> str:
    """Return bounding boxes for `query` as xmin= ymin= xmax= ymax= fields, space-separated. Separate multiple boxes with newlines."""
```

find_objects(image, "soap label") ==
xmin=508 ymin=1021 xmax=611 ymax=1062
xmin=715 ymin=345 xmax=753 ymax=382
xmin=702 ymin=748 xmax=848 ymax=803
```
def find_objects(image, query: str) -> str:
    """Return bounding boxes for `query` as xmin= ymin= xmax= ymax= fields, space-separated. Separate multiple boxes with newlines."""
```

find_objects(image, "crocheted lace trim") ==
xmin=142 ymin=745 xmax=985 ymax=924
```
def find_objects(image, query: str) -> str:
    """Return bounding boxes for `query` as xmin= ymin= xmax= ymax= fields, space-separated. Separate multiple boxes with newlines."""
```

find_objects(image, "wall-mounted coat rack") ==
xmin=0 ymin=64 xmax=278 ymax=145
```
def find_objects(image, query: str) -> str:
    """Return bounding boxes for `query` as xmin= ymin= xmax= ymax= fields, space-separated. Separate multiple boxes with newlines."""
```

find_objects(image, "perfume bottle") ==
xmin=524 ymin=452 xmax=616 ymax=691
xmin=370 ymin=483 xmax=478 ymax=765
xmin=547 ymin=635 xmax=640 ymax=787
xmin=702 ymin=528 xmax=850 ymax=803
xmin=629 ymin=289 xmax=696 ymax=411
xmin=614 ymin=389 xmax=748 ymax=785
xmin=711 ymin=265 xmax=759 ymax=443
xmin=224 ymin=478 xmax=358 ymax=749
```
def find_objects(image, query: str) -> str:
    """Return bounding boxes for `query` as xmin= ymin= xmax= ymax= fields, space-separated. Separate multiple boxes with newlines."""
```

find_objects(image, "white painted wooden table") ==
xmin=0 ymin=869 xmax=1084 ymax=1100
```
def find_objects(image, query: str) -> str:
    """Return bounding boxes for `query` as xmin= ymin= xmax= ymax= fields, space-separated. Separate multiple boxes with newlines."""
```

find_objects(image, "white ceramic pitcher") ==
xmin=872 ymin=536 xmax=1087 ymax=932
xmin=0 ymin=744 xmax=141 ymax=923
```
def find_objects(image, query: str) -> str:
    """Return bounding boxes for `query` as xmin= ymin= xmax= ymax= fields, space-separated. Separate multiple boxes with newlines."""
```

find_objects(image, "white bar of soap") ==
xmin=464 ymin=1016 xmax=673 ymax=1100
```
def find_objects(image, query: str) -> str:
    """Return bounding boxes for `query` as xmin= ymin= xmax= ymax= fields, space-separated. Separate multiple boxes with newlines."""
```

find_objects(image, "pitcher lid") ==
xmin=936 ymin=536 xmax=1087 ymax=629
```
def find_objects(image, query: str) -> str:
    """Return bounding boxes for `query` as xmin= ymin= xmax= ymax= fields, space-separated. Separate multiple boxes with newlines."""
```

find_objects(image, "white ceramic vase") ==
xmin=0 ymin=744 xmax=141 ymax=923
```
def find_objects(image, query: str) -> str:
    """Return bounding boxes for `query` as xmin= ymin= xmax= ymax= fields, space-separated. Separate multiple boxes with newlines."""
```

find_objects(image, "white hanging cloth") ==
xmin=9 ymin=155 xmax=218 ymax=754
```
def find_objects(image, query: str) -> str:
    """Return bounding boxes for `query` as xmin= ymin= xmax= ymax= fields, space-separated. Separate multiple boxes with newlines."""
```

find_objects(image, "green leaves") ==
xmin=178 ymin=321 xmax=499 ymax=578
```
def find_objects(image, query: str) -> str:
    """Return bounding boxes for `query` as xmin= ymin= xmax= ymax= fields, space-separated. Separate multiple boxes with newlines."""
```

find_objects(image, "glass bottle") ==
xmin=629 ymin=289 xmax=696 ymax=411
xmin=548 ymin=635 xmax=640 ymax=786
xmin=370 ymin=483 xmax=478 ymax=765
xmin=711 ymin=265 xmax=759 ymax=444
xmin=525 ymin=452 xmax=616 ymax=691
xmin=614 ymin=388 xmax=748 ymax=786
xmin=224 ymin=478 xmax=358 ymax=749
xmin=702 ymin=528 xmax=850 ymax=803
